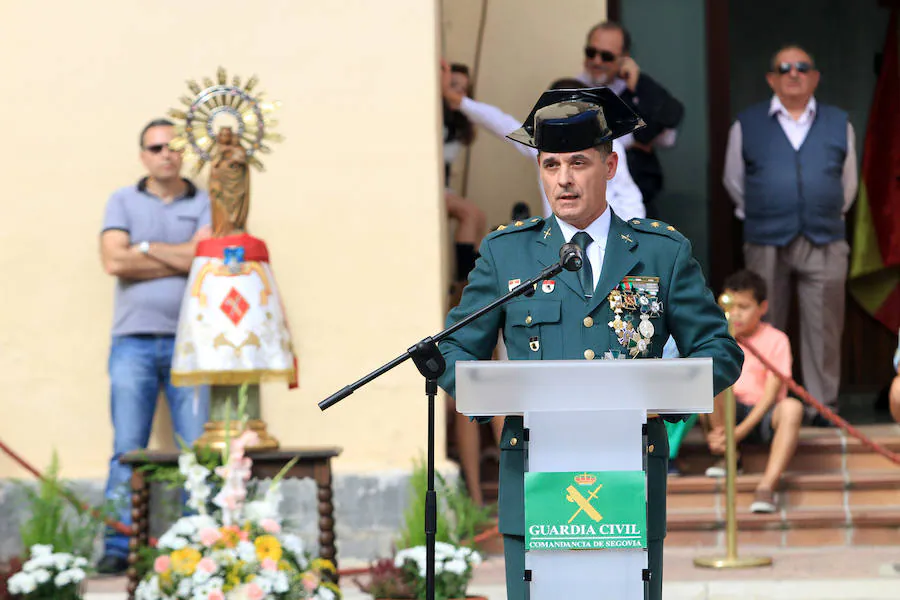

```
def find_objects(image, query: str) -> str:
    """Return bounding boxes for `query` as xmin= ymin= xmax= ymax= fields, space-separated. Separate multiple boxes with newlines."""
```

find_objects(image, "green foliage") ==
xmin=398 ymin=457 xmax=452 ymax=548
xmin=397 ymin=456 xmax=496 ymax=551
xmin=437 ymin=471 xmax=494 ymax=550
xmin=16 ymin=452 xmax=104 ymax=559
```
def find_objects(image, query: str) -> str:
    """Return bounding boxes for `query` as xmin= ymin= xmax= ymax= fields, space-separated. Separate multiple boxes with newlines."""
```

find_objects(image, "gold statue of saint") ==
xmin=209 ymin=127 xmax=250 ymax=236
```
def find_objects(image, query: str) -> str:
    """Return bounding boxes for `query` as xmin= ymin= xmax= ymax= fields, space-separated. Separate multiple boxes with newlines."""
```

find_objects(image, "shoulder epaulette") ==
xmin=625 ymin=218 xmax=686 ymax=242
xmin=485 ymin=216 xmax=545 ymax=239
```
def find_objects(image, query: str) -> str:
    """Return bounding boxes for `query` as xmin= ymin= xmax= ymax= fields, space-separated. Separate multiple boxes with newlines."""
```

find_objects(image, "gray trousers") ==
xmin=744 ymin=237 xmax=849 ymax=411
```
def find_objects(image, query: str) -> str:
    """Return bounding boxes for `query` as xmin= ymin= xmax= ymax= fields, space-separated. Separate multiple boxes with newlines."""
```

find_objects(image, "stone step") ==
xmin=674 ymin=424 xmax=900 ymax=475
xmin=666 ymin=506 xmax=900 ymax=548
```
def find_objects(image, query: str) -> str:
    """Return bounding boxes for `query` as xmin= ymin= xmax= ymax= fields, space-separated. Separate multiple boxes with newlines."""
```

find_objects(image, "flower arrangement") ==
xmin=355 ymin=458 xmax=488 ymax=600
xmin=6 ymin=544 xmax=88 ymax=600
xmin=137 ymin=396 xmax=341 ymax=600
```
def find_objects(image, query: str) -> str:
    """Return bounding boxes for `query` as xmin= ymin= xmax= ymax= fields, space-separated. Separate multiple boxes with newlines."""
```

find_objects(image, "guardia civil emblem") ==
xmin=529 ymin=336 xmax=540 ymax=352
xmin=541 ymin=280 xmax=556 ymax=293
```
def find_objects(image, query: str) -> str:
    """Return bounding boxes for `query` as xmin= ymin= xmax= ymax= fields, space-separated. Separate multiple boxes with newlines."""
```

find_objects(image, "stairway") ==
xmin=667 ymin=423 xmax=900 ymax=547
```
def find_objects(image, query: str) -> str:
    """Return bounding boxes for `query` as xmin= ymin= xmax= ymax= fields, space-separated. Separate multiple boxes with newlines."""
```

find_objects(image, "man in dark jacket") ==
xmin=577 ymin=21 xmax=684 ymax=218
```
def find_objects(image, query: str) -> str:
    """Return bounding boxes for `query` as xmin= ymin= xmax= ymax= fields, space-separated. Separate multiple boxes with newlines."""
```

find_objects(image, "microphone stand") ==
xmin=319 ymin=252 xmax=579 ymax=600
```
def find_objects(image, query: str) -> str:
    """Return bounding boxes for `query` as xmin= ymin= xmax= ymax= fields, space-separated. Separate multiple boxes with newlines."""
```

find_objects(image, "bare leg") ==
xmin=446 ymin=191 xmax=486 ymax=245
xmin=758 ymin=398 xmax=804 ymax=491
xmin=890 ymin=376 xmax=900 ymax=424
xmin=490 ymin=416 xmax=504 ymax=444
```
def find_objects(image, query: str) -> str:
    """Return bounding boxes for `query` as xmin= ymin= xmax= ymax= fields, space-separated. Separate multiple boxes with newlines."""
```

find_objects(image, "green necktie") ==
xmin=572 ymin=231 xmax=594 ymax=298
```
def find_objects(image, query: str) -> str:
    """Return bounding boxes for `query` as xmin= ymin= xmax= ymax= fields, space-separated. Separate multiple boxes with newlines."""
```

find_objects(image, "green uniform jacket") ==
xmin=438 ymin=211 xmax=743 ymax=541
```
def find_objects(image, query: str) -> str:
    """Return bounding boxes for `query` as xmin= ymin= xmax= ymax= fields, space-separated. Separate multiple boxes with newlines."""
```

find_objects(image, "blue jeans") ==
xmin=103 ymin=335 xmax=209 ymax=558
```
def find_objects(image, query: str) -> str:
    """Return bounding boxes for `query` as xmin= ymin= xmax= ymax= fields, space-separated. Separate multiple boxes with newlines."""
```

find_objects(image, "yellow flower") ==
xmin=255 ymin=535 xmax=283 ymax=563
xmin=311 ymin=558 xmax=336 ymax=574
xmin=170 ymin=548 xmax=202 ymax=576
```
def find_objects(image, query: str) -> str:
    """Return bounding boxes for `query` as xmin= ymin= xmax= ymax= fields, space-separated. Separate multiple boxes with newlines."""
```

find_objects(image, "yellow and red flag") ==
xmin=849 ymin=9 xmax=900 ymax=332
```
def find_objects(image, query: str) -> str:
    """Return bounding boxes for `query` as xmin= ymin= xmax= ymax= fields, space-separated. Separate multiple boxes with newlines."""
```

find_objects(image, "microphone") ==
xmin=559 ymin=242 xmax=584 ymax=272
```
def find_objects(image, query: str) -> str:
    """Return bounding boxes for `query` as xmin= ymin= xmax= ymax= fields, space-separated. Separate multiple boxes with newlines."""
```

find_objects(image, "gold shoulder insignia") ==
xmin=497 ymin=225 xmax=507 ymax=231
xmin=628 ymin=218 xmax=684 ymax=241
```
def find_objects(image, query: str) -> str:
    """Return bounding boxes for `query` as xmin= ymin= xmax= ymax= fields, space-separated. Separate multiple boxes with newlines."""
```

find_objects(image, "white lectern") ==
xmin=456 ymin=358 xmax=713 ymax=600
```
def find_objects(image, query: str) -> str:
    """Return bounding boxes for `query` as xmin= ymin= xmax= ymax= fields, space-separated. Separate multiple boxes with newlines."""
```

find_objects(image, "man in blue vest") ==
xmin=439 ymin=87 xmax=742 ymax=600
xmin=723 ymin=45 xmax=858 ymax=421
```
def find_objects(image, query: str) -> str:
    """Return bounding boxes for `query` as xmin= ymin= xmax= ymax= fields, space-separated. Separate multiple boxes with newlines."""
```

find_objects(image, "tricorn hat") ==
xmin=507 ymin=87 xmax=645 ymax=152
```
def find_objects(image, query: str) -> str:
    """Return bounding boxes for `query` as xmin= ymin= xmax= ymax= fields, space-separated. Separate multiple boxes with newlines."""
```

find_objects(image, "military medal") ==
xmin=609 ymin=276 xmax=663 ymax=358
xmin=542 ymin=280 xmax=555 ymax=293
xmin=508 ymin=278 xmax=521 ymax=291
xmin=529 ymin=336 xmax=540 ymax=352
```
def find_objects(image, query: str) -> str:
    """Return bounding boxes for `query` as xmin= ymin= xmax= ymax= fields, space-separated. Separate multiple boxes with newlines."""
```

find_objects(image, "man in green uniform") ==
xmin=437 ymin=88 xmax=742 ymax=600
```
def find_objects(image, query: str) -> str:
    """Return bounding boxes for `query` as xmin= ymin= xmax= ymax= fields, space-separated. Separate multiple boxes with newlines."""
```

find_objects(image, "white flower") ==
xmin=7 ymin=571 xmax=37 ymax=594
xmin=272 ymin=570 xmax=290 ymax=593
xmin=29 ymin=544 xmax=53 ymax=558
xmin=173 ymin=517 xmax=198 ymax=536
xmin=52 ymin=552 xmax=74 ymax=570
xmin=178 ymin=452 xmax=197 ymax=474
xmin=237 ymin=540 xmax=257 ymax=563
xmin=73 ymin=556 xmax=89 ymax=568
xmin=158 ymin=529 xmax=188 ymax=550
xmin=31 ymin=568 xmax=51 ymax=584
xmin=281 ymin=533 xmax=304 ymax=557
xmin=54 ymin=567 xmax=86 ymax=587
xmin=315 ymin=586 xmax=337 ymax=600
xmin=443 ymin=558 xmax=467 ymax=575
xmin=136 ymin=575 xmax=162 ymax=600
xmin=177 ymin=577 xmax=194 ymax=596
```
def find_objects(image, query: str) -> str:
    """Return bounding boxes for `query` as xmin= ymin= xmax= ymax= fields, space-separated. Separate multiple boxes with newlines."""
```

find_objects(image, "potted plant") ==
xmin=5 ymin=452 xmax=102 ymax=600
xmin=355 ymin=458 xmax=491 ymax=600
xmin=6 ymin=545 xmax=88 ymax=600
xmin=136 ymin=394 xmax=342 ymax=600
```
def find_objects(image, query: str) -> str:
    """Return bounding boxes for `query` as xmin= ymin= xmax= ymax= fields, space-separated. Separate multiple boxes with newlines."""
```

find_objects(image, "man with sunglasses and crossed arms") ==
xmin=723 ymin=46 xmax=858 ymax=424
xmin=578 ymin=21 xmax=685 ymax=218
xmin=97 ymin=119 xmax=212 ymax=574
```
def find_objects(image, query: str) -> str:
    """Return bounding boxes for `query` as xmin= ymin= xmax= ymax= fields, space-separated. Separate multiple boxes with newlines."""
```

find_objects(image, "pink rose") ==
xmin=153 ymin=555 xmax=171 ymax=574
xmin=302 ymin=572 xmax=318 ymax=591
xmin=208 ymin=591 xmax=225 ymax=600
xmin=245 ymin=582 xmax=265 ymax=600
xmin=197 ymin=557 xmax=218 ymax=574
xmin=199 ymin=528 xmax=222 ymax=547
xmin=236 ymin=430 xmax=261 ymax=449
xmin=261 ymin=558 xmax=278 ymax=571
xmin=260 ymin=518 xmax=281 ymax=533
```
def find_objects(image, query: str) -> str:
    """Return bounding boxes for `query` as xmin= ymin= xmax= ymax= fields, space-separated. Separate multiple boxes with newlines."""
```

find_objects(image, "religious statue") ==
xmin=166 ymin=68 xmax=293 ymax=449
xmin=209 ymin=127 xmax=251 ymax=236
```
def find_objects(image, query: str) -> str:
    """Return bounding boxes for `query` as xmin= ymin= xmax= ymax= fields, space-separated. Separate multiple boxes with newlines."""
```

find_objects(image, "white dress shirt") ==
xmin=722 ymin=95 xmax=858 ymax=219
xmin=458 ymin=96 xmax=645 ymax=221
xmin=554 ymin=208 xmax=612 ymax=292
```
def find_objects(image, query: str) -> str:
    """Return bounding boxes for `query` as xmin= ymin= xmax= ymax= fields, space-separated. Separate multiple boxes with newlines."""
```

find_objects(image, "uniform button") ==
xmin=583 ymin=316 xmax=594 ymax=328
xmin=510 ymin=437 xmax=518 ymax=446
xmin=648 ymin=444 xmax=655 ymax=453
xmin=584 ymin=349 xmax=595 ymax=360
xmin=525 ymin=315 xmax=533 ymax=325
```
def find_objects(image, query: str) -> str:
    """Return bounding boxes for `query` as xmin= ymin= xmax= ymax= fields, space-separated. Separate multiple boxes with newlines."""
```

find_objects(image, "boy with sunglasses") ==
xmin=97 ymin=118 xmax=211 ymax=574
xmin=723 ymin=45 xmax=858 ymax=424
xmin=577 ymin=21 xmax=685 ymax=218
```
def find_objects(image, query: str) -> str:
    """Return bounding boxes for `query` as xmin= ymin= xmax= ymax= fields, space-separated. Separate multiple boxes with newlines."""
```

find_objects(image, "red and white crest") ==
xmin=541 ymin=279 xmax=556 ymax=293
xmin=508 ymin=278 xmax=521 ymax=291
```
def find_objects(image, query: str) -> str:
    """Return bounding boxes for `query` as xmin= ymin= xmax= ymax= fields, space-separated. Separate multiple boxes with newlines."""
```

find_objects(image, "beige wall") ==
xmin=0 ymin=1 xmax=447 ymax=478
xmin=442 ymin=0 xmax=608 ymax=227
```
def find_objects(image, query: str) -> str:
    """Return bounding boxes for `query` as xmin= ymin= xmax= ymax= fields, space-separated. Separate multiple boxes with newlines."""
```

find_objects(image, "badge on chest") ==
xmin=607 ymin=276 xmax=663 ymax=358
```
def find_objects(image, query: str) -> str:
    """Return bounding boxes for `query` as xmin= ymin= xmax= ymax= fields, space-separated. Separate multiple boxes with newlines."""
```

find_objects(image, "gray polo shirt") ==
xmin=102 ymin=178 xmax=211 ymax=337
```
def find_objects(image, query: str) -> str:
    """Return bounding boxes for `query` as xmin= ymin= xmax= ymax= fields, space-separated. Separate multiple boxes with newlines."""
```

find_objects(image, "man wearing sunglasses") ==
xmin=97 ymin=118 xmax=212 ymax=574
xmin=723 ymin=45 xmax=858 ymax=424
xmin=577 ymin=21 xmax=684 ymax=219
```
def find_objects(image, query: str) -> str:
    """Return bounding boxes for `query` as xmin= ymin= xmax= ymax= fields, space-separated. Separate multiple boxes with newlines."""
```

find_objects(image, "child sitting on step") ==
xmin=704 ymin=269 xmax=805 ymax=513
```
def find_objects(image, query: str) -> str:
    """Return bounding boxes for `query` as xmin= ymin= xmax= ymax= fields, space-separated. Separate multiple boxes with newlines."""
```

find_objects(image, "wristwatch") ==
xmin=138 ymin=241 xmax=151 ymax=255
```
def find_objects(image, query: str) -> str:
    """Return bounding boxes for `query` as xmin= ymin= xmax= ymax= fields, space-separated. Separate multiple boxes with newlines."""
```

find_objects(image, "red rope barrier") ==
xmin=0 ymin=438 xmax=137 ymax=539
xmin=740 ymin=338 xmax=900 ymax=467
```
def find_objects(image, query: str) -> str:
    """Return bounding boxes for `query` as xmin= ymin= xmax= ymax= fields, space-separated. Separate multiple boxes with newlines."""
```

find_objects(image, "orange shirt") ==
xmin=733 ymin=322 xmax=792 ymax=406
